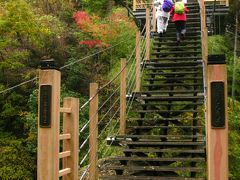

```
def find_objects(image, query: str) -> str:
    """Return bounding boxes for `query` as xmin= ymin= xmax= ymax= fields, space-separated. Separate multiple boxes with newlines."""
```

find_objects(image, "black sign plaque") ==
xmin=40 ymin=85 xmax=52 ymax=128
xmin=211 ymin=82 xmax=225 ymax=128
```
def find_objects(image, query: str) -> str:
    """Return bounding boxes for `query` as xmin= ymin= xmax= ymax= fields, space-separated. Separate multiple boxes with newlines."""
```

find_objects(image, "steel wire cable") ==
xmin=100 ymin=31 xmax=147 ymax=135
xmin=0 ymin=31 xmax=137 ymax=95
xmin=127 ymin=61 xmax=147 ymax=114
xmin=101 ymin=123 xmax=120 ymax=158
xmin=126 ymin=46 xmax=147 ymax=115
xmin=79 ymin=83 xmax=121 ymax=133
xmin=79 ymin=29 xmax=146 ymax=152
xmin=79 ymin=164 xmax=90 ymax=180
xmin=98 ymin=61 xmax=143 ymax=155
xmin=79 ymin=24 xmax=147 ymax=171
xmin=79 ymin=32 xmax=143 ymax=111
xmin=82 ymin=37 xmax=148 ymax=172
xmin=80 ymin=27 xmax=146 ymax=112
xmin=80 ymin=149 xmax=90 ymax=165
xmin=98 ymin=106 xmax=121 ymax=148
xmin=79 ymin=95 xmax=120 ymax=149
xmin=0 ymin=77 xmax=38 ymax=94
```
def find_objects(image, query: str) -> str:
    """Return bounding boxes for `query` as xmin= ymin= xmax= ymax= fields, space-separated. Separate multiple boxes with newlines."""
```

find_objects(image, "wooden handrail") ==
xmin=59 ymin=168 xmax=71 ymax=177
xmin=204 ymin=0 xmax=229 ymax=6
xmin=60 ymin=107 xmax=72 ymax=113
xmin=135 ymin=30 xmax=141 ymax=92
xmin=62 ymin=97 xmax=79 ymax=180
xmin=89 ymin=83 xmax=99 ymax=179
xmin=120 ymin=58 xmax=126 ymax=135
xmin=60 ymin=133 xmax=71 ymax=140
xmin=59 ymin=151 xmax=71 ymax=159
xmin=145 ymin=7 xmax=150 ymax=61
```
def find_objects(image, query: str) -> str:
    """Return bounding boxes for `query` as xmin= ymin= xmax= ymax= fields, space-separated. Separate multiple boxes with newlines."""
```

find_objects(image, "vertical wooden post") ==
xmin=38 ymin=65 xmax=60 ymax=180
xmin=145 ymin=7 xmax=150 ymax=61
xmin=207 ymin=55 xmax=228 ymax=180
xmin=152 ymin=5 xmax=156 ymax=32
xmin=89 ymin=83 xmax=98 ymax=180
xmin=225 ymin=0 xmax=229 ymax=6
xmin=62 ymin=98 xmax=79 ymax=180
xmin=135 ymin=30 xmax=141 ymax=92
xmin=120 ymin=58 xmax=126 ymax=135
xmin=133 ymin=0 xmax=136 ymax=11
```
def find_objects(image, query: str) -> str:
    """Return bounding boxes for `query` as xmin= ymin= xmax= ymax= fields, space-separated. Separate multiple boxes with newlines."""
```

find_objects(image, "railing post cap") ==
xmin=40 ymin=59 xmax=59 ymax=70
xmin=208 ymin=54 xmax=226 ymax=65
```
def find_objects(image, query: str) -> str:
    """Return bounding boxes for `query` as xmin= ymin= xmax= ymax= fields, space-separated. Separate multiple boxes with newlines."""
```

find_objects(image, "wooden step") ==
xmin=152 ymin=51 xmax=201 ymax=56
xmin=145 ymin=71 xmax=202 ymax=76
xmin=116 ymin=134 xmax=204 ymax=140
xmin=163 ymin=27 xmax=201 ymax=32
xmin=152 ymin=30 xmax=201 ymax=37
xmin=154 ymin=35 xmax=201 ymax=41
xmin=129 ymin=126 xmax=204 ymax=130
xmin=150 ymin=56 xmax=201 ymax=61
xmin=138 ymin=102 xmax=203 ymax=107
xmin=145 ymin=66 xmax=202 ymax=70
xmin=108 ymin=156 xmax=205 ymax=163
xmin=100 ymin=175 xmax=205 ymax=180
xmin=168 ymin=22 xmax=201 ymax=28
xmin=144 ymin=61 xmax=202 ymax=67
xmin=135 ymin=109 xmax=201 ymax=113
xmin=152 ymin=45 xmax=201 ymax=51
xmin=123 ymin=148 xmax=205 ymax=154
xmin=143 ymin=84 xmax=203 ymax=89
xmin=122 ymin=140 xmax=205 ymax=148
xmin=106 ymin=165 xmax=204 ymax=172
xmin=140 ymin=90 xmax=203 ymax=94
xmin=153 ymin=40 xmax=201 ymax=46
xmin=139 ymin=95 xmax=203 ymax=101
xmin=129 ymin=117 xmax=201 ymax=121
xmin=144 ymin=77 xmax=203 ymax=81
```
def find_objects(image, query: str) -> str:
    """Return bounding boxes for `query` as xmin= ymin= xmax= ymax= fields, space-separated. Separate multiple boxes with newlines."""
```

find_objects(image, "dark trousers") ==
xmin=174 ymin=21 xmax=186 ymax=40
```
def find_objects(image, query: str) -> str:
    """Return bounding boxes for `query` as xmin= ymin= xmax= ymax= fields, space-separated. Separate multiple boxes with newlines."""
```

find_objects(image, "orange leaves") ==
xmin=79 ymin=40 xmax=109 ymax=48
xmin=73 ymin=11 xmax=91 ymax=29
xmin=73 ymin=9 xmax=136 ymax=48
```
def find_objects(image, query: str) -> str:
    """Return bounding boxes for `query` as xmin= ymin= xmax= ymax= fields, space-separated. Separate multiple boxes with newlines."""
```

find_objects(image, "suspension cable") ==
xmin=0 ymin=76 xmax=38 ymax=94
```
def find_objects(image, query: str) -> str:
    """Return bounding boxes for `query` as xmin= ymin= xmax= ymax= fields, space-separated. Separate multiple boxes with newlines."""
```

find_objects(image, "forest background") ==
xmin=0 ymin=0 xmax=239 ymax=179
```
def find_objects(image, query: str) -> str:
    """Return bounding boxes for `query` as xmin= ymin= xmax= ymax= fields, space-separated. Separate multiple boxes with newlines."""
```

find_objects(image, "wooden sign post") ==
xmin=207 ymin=55 xmax=228 ymax=180
xmin=38 ymin=60 xmax=60 ymax=180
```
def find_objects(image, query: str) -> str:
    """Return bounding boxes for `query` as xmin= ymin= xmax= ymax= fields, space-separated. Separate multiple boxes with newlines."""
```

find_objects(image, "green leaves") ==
xmin=0 ymin=133 xmax=35 ymax=179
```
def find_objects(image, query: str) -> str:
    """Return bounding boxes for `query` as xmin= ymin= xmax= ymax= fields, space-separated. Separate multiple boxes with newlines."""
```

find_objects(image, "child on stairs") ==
xmin=170 ymin=0 xmax=189 ymax=43
xmin=154 ymin=0 xmax=173 ymax=36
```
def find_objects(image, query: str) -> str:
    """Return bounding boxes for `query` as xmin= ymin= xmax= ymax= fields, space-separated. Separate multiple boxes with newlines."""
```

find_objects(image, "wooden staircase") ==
xmin=100 ymin=0 xmax=206 ymax=179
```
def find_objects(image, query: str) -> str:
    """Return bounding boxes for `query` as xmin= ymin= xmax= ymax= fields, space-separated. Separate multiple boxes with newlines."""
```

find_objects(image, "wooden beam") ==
xmin=38 ymin=69 xmax=60 ymax=180
xmin=60 ymin=133 xmax=71 ymax=140
xmin=59 ymin=168 xmax=71 ymax=177
xmin=59 ymin=151 xmax=71 ymax=159
xmin=152 ymin=5 xmax=156 ymax=32
xmin=145 ymin=7 xmax=150 ymax=61
xmin=120 ymin=58 xmax=126 ymax=135
xmin=133 ymin=0 xmax=136 ymax=11
xmin=89 ymin=83 xmax=98 ymax=180
xmin=60 ymin=107 xmax=72 ymax=113
xmin=62 ymin=97 xmax=79 ymax=180
xmin=135 ymin=30 xmax=141 ymax=92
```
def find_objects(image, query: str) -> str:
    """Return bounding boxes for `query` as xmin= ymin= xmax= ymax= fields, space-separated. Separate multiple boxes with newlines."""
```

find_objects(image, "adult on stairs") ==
xmin=170 ymin=0 xmax=189 ymax=44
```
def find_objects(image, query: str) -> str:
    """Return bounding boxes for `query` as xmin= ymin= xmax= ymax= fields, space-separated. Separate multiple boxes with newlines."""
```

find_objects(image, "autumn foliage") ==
xmin=73 ymin=9 xmax=136 ymax=48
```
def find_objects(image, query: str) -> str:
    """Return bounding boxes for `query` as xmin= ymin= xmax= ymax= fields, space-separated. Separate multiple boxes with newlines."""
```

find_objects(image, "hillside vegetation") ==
xmin=0 ymin=0 xmax=239 ymax=179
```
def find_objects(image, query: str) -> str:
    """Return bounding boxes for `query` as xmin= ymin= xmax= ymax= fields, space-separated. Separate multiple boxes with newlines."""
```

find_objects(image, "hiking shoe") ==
xmin=177 ymin=38 xmax=181 ymax=45
xmin=180 ymin=33 xmax=185 ymax=40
